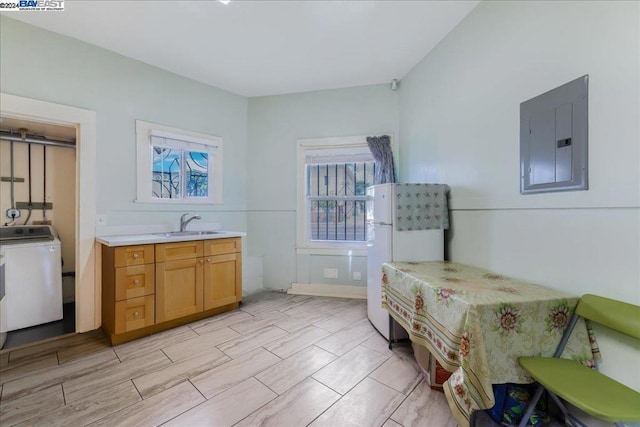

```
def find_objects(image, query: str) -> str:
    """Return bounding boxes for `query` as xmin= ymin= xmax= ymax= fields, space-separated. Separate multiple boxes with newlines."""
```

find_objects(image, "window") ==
xmin=296 ymin=136 xmax=379 ymax=255
xmin=136 ymin=120 xmax=223 ymax=204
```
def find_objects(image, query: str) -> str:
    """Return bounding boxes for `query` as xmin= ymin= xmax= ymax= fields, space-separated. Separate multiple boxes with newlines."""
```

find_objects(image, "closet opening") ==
xmin=0 ymin=117 xmax=77 ymax=350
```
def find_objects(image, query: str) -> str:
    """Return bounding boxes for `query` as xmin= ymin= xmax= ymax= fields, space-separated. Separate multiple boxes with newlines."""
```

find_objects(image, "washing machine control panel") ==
xmin=0 ymin=225 xmax=55 ymax=244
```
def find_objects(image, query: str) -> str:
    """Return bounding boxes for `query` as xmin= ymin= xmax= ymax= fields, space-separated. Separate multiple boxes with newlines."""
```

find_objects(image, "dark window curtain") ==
xmin=366 ymin=135 xmax=396 ymax=184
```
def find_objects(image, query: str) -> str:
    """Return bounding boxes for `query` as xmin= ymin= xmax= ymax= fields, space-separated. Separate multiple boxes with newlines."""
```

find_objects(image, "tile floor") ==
xmin=0 ymin=292 xmax=503 ymax=427
xmin=3 ymin=302 xmax=76 ymax=350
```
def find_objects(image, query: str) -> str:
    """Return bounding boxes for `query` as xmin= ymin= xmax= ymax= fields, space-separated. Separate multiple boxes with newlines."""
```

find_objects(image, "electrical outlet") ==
xmin=323 ymin=268 xmax=338 ymax=279
xmin=352 ymin=271 xmax=362 ymax=281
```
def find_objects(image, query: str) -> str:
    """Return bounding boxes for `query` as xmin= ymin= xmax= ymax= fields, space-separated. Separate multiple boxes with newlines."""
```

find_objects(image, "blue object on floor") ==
xmin=487 ymin=383 xmax=551 ymax=426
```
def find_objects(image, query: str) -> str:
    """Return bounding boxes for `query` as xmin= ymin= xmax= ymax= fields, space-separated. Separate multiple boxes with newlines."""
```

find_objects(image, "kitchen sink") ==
xmin=153 ymin=231 xmax=223 ymax=238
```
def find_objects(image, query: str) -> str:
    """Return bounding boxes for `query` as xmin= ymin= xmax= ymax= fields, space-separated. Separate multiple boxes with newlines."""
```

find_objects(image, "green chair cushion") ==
xmin=519 ymin=357 xmax=640 ymax=423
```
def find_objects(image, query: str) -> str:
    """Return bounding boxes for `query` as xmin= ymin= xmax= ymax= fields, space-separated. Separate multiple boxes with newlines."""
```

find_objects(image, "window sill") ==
xmin=296 ymin=246 xmax=367 ymax=257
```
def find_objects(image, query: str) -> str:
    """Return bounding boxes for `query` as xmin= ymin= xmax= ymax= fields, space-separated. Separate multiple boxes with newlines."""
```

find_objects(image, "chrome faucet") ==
xmin=180 ymin=213 xmax=201 ymax=232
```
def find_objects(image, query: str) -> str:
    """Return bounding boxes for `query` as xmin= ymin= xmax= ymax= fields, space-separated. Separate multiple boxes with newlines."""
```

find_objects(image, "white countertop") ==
xmin=96 ymin=231 xmax=245 ymax=247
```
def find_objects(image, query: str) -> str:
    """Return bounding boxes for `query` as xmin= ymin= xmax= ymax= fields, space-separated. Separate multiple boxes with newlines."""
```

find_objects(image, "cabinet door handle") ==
xmin=199 ymin=259 xmax=204 ymax=264
xmin=133 ymin=279 xmax=140 ymax=285
xmin=133 ymin=311 xmax=140 ymax=318
xmin=132 ymin=253 xmax=139 ymax=259
xmin=207 ymin=258 xmax=212 ymax=263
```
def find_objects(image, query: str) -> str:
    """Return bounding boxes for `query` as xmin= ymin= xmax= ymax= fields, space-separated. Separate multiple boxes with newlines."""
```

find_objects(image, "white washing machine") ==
xmin=0 ymin=225 xmax=63 ymax=332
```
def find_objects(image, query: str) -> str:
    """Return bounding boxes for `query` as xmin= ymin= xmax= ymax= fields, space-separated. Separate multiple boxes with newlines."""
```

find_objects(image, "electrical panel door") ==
xmin=520 ymin=75 xmax=588 ymax=194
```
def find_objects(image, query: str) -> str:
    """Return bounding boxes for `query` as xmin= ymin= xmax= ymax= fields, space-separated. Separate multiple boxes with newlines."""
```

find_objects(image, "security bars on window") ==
xmin=307 ymin=161 xmax=375 ymax=241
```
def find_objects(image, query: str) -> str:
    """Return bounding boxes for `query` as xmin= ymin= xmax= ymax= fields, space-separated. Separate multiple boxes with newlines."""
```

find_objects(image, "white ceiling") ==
xmin=4 ymin=0 xmax=479 ymax=97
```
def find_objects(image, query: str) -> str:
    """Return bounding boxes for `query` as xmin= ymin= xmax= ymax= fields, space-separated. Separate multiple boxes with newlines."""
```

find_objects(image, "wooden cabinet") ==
xmin=155 ymin=241 xmax=205 ymax=322
xmin=102 ymin=237 xmax=242 ymax=345
xmin=102 ymin=244 xmax=156 ymax=338
xmin=203 ymin=239 xmax=242 ymax=310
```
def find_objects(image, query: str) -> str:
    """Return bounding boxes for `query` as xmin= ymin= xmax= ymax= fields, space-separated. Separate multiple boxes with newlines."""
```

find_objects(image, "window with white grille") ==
xmin=136 ymin=120 xmax=223 ymax=204
xmin=297 ymin=136 xmax=381 ymax=255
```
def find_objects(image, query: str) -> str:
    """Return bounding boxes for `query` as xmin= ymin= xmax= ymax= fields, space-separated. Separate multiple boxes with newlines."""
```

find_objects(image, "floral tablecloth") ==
xmin=381 ymin=261 xmax=598 ymax=427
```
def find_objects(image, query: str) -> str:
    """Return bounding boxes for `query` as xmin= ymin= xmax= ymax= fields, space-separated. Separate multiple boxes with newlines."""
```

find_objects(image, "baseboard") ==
xmin=287 ymin=283 xmax=367 ymax=299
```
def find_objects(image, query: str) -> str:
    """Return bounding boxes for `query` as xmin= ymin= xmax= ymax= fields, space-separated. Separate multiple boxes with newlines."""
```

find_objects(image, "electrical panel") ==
xmin=520 ymin=75 xmax=588 ymax=194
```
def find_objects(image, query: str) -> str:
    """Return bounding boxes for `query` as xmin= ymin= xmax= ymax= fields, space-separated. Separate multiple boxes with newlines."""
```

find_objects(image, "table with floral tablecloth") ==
xmin=381 ymin=261 xmax=598 ymax=427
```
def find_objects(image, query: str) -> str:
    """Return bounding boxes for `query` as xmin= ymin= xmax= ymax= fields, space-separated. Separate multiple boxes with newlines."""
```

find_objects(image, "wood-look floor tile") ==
xmin=239 ymin=300 xmax=290 ymax=317
xmin=227 ymin=311 xmax=287 ymax=335
xmin=279 ymin=298 xmax=335 ymax=318
xmin=314 ymin=318 xmax=377 ymax=355
xmin=0 ymin=293 xmax=470 ymax=427
xmin=217 ymin=325 xmax=288 ymax=358
xmin=369 ymin=349 xmax=422 ymax=395
xmin=390 ymin=380 xmax=457 ymax=427
xmin=133 ymin=349 xmax=230 ymax=398
xmin=272 ymin=310 xmax=331 ymax=333
xmin=6 ymin=330 xmax=104 ymax=364
xmin=360 ymin=332 xmax=395 ymax=357
xmin=239 ymin=291 xmax=283 ymax=307
xmin=313 ymin=345 xmax=389 ymax=395
xmin=313 ymin=306 xmax=367 ymax=333
xmin=0 ymin=352 xmax=9 ymax=368
xmin=0 ymin=384 xmax=64 ymax=426
xmin=63 ymin=350 xmax=171 ymax=403
xmin=188 ymin=310 xmax=254 ymax=335
xmin=270 ymin=294 xmax=315 ymax=311
xmin=17 ymin=381 xmax=141 ymax=427
xmin=162 ymin=327 xmax=240 ymax=362
xmin=235 ymin=378 xmax=340 ymax=427
xmin=239 ymin=293 xmax=303 ymax=316
xmin=310 ymin=378 xmax=406 ymax=427
xmin=89 ymin=381 xmax=204 ymax=427
xmin=56 ymin=335 xmax=112 ymax=365
xmin=114 ymin=326 xmax=198 ymax=361
xmin=1 ymin=349 xmax=119 ymax=402
xmin=318 ymin=299 xmax=366 ymax=317
xmin=255 ymin=345 xmax=336 ymax=394
xmin=164 ymin=377 xmax=276 ymax=427
xmin=262 ymin=325 xmax=330 ymax=359
xmin=190 ymin=347 xmax=281 ymax=399
xmin=0 ymin=353 xmax=59 ymax=385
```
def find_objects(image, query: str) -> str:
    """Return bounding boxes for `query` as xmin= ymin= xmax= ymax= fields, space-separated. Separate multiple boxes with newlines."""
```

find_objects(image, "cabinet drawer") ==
xmin=115 ymin=296 xmax=155 ymax=334
xmin=114 ymin=245 xmax=154 ymax=267
xmin=115 ymin=264 xmax=155 ymax=301
xmin=204 ymin=238 xmax=241 ymax=256
xmin=156 ymin=241 xmax=203 ymax=262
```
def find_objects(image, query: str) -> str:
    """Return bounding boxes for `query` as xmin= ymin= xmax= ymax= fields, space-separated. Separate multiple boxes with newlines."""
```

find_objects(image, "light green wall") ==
xmin=398 ymin=0 xmax=640 ymax=398
xmin=3 ymin=5 xmax=639 ymax=398
xmin=0 ymin=16 xmax=248 ymax=232
xmin=247 ymin=86 xmax=399 ymax=289
xmin=0 ymin=16 xmax=400 ymax=292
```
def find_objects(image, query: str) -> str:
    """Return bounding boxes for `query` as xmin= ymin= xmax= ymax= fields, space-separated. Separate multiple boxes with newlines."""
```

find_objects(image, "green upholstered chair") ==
xmin=518 ymin=294 xmax=640 ymax=427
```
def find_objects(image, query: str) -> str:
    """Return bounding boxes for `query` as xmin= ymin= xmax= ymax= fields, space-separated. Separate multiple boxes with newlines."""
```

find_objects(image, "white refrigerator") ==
xmin=366 ymin=183 xmax=444 ymax=340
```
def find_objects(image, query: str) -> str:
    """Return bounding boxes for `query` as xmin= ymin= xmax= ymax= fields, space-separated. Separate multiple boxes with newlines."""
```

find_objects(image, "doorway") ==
xmin=0 ymin=118 xmax=77 ymax=348
xmin=0 ymin=93 xmax=98 ymax=351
